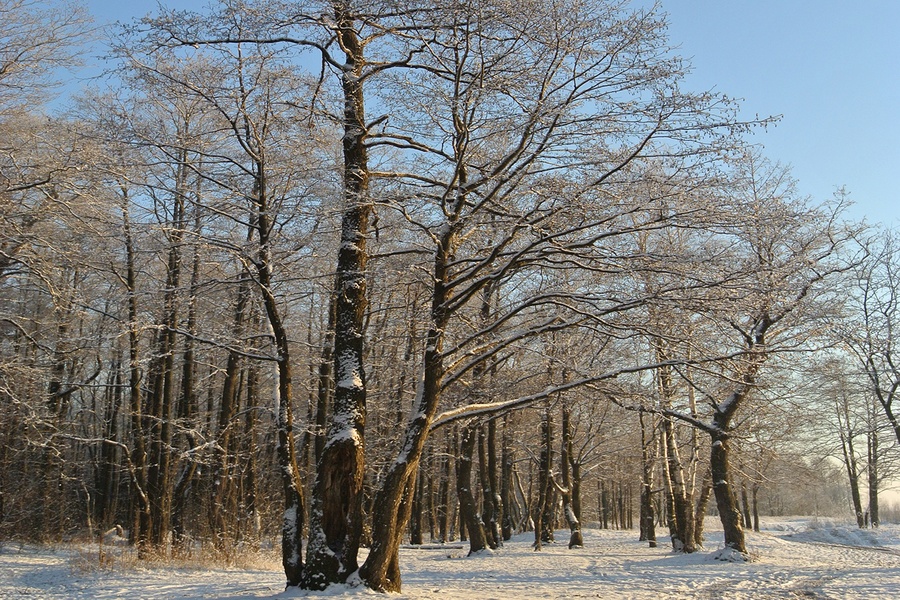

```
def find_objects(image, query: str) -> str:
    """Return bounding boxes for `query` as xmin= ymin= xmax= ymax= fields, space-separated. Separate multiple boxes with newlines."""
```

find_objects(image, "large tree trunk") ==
xmin=304 ymin=5 xmax=369 ymax=588
xmin=250 ymin=166 xmax=306 ymax=586
xmin=710 ymin=428 xmax=747 ymax=555
xmin=707 ymin=324 xmax=769 ymax=558
xmin=358 ymin=316 xmax=451 ymax=589
xmin=359 ymin=169 xmax=466 ymax=589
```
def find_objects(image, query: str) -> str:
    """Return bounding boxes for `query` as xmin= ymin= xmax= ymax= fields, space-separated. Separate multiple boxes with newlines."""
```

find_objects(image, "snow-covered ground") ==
xmin=3 ymin=517 xmax=900 ymax=599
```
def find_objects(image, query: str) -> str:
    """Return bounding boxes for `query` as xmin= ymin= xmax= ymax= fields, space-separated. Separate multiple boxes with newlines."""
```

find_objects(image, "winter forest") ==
xmin=3 ymin=0 xmax=900 ymax=596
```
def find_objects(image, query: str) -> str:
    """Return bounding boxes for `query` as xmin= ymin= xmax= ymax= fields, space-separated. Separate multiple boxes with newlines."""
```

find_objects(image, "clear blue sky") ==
xmin=651 ymin=0 xmax=900 ymax=226
xmin=84 ymin=0 xmax=899 ymax=226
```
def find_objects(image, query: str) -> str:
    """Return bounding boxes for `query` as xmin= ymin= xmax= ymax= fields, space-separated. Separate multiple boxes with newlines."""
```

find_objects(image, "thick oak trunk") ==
xmin=710 ymin=430 xmax=747 ymax=555
xmin=304 ymin=5 xmax=369 ymax=588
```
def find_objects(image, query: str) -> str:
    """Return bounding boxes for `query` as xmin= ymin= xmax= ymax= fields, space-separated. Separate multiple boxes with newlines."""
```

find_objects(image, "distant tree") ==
xmin=842 ymin=230 xmax=900 ymax=448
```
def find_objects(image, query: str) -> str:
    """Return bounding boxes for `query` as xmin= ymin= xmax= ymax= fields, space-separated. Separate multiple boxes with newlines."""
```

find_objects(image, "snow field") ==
xmin=3 ymin=518 xmax=900 ymax=599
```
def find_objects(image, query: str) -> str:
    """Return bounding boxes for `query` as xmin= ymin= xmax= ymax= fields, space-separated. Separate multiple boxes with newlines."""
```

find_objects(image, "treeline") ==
xmin=0 ymin=0 xmax=893 ymax=593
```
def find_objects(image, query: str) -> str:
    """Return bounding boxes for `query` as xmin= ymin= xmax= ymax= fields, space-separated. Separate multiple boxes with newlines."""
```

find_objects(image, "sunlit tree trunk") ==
xmin=305 ymin=4 xmax=369 ymax=588
xmin=561 ymin=404 xmax=583 ymax=548
xmin=639 ymin=412 xmax=657 ymax=547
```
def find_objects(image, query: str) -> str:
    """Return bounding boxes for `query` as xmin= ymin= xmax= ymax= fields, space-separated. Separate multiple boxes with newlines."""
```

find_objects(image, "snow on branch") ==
xmin=430 ymin=355 xmax=737 ymax=430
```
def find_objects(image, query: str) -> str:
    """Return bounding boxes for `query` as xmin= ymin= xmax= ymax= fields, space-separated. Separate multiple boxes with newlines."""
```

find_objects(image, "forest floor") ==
xmin=2 ymin=516 xmax=899 ymax=599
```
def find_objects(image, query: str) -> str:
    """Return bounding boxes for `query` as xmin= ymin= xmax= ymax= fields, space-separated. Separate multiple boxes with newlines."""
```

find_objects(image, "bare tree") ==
xmin=842 ymin=230 xmax=900 ymax=448
xmin=662 ymin=151 xmax=849 ymax=557
xmin=361 ymin=0 xmax=750 ymax=588
xmin=0 ymin=0 xmax=90 ymax=116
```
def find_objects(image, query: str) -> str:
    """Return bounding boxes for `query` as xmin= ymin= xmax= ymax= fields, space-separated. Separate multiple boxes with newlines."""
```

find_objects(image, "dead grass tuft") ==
xmin=68 ymin=539 xmax=281 ymax=574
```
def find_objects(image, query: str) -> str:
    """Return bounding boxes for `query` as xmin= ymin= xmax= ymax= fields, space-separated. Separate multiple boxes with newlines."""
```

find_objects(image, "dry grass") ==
xmin=67 ymin=538 xmax=282 ymax=575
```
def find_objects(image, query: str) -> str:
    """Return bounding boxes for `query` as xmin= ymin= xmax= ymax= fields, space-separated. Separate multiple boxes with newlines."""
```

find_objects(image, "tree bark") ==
xmin=121 ymin=193 xmax=150 ymax=556
xmin=639 ymin=412 xmax=657 ymax=547
xmin=693 ymin=468 xmax=713 ymax=548
xmin=436 ymin=433 xmax=451 ymax=543
xmin=839 ymin=423 xmax=865 ymax=528
xmin=305 ymin=4 xmax=369 ymax=587
xmin=710 ymin=429 xmax=747 ymax=555
xmin=868 ymin=428 xmax=879 ymax=528
xmin=561 ymin=405 xmax=583 ymax=548
xmin=500 ymin=418 xmax=515 ymax=541
xmin=457 ymin=423 xmax=487 ymax=555
xmin=479 ymin=424 xmax=501 ymax=549
xmin=533 ymin=405 xmax=553 ymax=550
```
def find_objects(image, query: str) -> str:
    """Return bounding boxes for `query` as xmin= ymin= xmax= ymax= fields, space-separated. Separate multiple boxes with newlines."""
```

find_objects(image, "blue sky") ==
xmin=653 ymin=0 xmax=900 ymax=226
xmin=84 ymin=0 xmax=899 ymax=226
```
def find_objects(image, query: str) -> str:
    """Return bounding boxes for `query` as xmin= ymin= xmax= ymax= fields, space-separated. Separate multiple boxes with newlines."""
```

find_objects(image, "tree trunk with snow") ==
xmin=639 ymin=412 xmax=657 ymax=547
xmin=304 ymin=4 xmax=370 ymax=588
xmin=560 ymin=405 xmax=583 ymax=548
xmin=710 ymin=428 xmax=747 ymax=555
xmin=358 ymin=208 xmax=460 ymax=590
xmin=693 ymin=468 xmax=713 ymax=547
xmin=533 ymin=405 xmax=553 ymax=550
xmin=436 ymin=433 xmax=452 ymax=543
xmin=456 ymin=423 xmax=488 ymax=556
xmin=501 ymin=419 xmax=515 ymax=541
xmin=479 ymin=423 xmax=501 ymax=549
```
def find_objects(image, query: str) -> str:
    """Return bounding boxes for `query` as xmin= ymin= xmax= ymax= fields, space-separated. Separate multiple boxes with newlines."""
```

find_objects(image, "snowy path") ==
xmin=385 ymin=526 xmax=900 ymax=600
xmin=3 ymin=518 xmax=900 ymax=599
